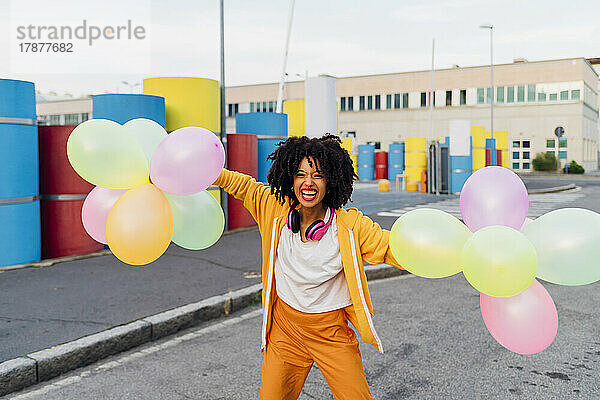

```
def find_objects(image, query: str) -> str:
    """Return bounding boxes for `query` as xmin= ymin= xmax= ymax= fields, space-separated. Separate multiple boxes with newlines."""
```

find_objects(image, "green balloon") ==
xmin=66 ymin=119 xmax=149 ymax=189
xmin=522 ymin=208 xmax=600 ymax=286
xmin=123 ymin=118 xmax=168 ymax=167
xmin=462 ymin=225 xmax=537 ymax=297
xmin=389 ymin=208 xmax=472 ymax=278
xmin=165 ymin=191 xmax=225 ymax=250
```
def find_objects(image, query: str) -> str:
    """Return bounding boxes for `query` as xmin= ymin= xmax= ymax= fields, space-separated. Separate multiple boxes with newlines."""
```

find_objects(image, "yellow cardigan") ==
xmin=214 ymin=169 xmax=402 ymax=353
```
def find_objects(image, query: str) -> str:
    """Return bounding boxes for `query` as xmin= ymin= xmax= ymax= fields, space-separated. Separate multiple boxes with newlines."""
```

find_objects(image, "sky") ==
xmin=0 ymin=0 xmax=598 ymax=98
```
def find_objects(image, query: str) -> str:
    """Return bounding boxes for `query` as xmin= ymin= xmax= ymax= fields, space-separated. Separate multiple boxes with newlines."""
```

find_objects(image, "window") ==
xmin=538 ymin=93 xmax=546 ymax=102
xmin=402 ymin=93 xmax=409 ymax=108
xmin=340 ymin=97 xmax=346 ymax=111
xmin=559 ymin=151 xmax=567 ymax=159
xmin=546 ymin=139 xmax=555 ymax=148
xmin=497 ymin=87 xmax=504 ymax=103
xmin=571 ymin=89 xmax=580 ymax=100
xmin=560 ymin=90 xmax=569 ymax=100
xmin=549 ymin=93 xmax=557 ymax=101
xmin=477 ymin=88 xmax=485 ymax=104
xmin=268 ymin=101 xmax=274 ymax=112
xmin=513 ymin=151 xmax=520 ymax=159
xmin=517 ymin=86 xmax=525 ymax=102
xmin=522 ymin=151 xmax=530 ymax=160
xmin=65 ymin=113 xmax=79 ymax=124
xmin=228 ymin=104 xmax=233 ymax=117
xmin=49 ymin=114 xmax=61 ymax=125
xmin=81 ymin=113 xmax=89 ymax=122
xmin=250 ymin=102 xmax=255 ymax=112
xmin=262 ymin=101 xmax=267 ymax=112
xmin=527 ymin=85 xmax=536 ymax=102
xmin=460 ymin=89 xmax=466 ymax=105
xmin=367 ymin=96 xmax=372 ymax=110
xmin=386 ymin=94 xmax=391 ymax=109
xmin=559 ymin=139 xmax=567 ymax=148
xmin=420 ymin=92 xmax=427 ymax=107
xmin=446 ymin=90 xmax=452 ymax=106
xmin=522 ymin=140 xmax=530 ymax=148
xmin=522 ymin=162 xmax=530 ymax=169
xmin=512 ymin=140 xmax=520 ymax=148
xmin=359 ymin=96 xmax=365 ymax=110
xmin=486 ymin=87 xmax=492 ymax=104
xmin=394 ymin=94 xmax=400 ymax=109
xmin=507 ymin=86 xmax=515 ymax=103
xmin=347 ymin=97 xmax=354 ymax=111
xmin=513 ymin=162 xmax=520 ymax=169
xmin=375 ymin=95 xmax=380 ymax=110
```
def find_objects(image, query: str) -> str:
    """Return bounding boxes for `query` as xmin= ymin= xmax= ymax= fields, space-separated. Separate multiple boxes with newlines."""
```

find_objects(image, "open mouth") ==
xmin=300 ymin=188 xmax=318 ymax=202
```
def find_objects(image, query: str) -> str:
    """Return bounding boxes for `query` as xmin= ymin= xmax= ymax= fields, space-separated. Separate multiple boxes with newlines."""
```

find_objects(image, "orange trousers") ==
xmin=259 ymin=298 xmax=373 ymax=400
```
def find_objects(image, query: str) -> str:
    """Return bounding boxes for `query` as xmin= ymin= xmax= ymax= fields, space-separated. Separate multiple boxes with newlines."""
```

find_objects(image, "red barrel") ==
xmin=375 ymin=151 xmax=388 ymax=180
xmin=227 ymin=133 xmax=258 ymax=230
xmin=38 ymin=126 xmax=103 ymax=259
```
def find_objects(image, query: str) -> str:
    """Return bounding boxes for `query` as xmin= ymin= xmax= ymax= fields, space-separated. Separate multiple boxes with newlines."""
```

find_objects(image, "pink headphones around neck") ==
xmin=286 ymin=206 xmax=334 ymax=241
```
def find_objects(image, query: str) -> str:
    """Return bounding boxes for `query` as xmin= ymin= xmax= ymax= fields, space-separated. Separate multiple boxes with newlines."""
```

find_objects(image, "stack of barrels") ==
xmin=404 ymin=137 xmax=427 ymax=192
xmin=388 ymin=142 xmax=405 ymax=183
xmin=357 ymin=144 xmax=375 ymax=180
xmin=375 ymin=151 xmax=388 ymax=180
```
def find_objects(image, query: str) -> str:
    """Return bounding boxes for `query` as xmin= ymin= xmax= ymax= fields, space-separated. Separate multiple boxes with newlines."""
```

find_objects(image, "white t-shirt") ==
xmin=274 ymin=209 xmax=352 ymax=313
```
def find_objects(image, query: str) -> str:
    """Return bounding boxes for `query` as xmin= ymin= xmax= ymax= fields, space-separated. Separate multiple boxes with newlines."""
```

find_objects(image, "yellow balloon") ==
xmin=106 ymin=184 xmax=174 ymax=265
xmin=389 ymin=208 xmax=472 ymax=278
xmin=462 ymin=225 xmax=537 ymax=297
xmin=66 ymin=119 xmax=149 ymax=189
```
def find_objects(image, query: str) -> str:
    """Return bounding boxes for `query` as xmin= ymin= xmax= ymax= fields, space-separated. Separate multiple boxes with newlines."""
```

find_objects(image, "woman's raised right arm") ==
xmin=214 ymin=169 xmax=284 ymax=226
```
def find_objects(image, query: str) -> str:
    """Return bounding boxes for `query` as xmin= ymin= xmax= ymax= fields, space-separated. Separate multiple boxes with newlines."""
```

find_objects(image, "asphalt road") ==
xmin=8 ymin=274 xmax=599 ymax=399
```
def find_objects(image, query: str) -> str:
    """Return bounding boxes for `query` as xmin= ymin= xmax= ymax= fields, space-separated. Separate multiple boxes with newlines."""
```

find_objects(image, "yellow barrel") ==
xmin=207 ymin=186 xmax=221 ymax=205
xmin=378 ymin=180 xmax=390 ymax=192
xmin=405 ymin=137 xmax=427 ymax=191
xmin=143 ymin=77 xmax=219 ymax=132
xmin=351 ymin=155 xmax=358 ymax=176
xmin=471 ymin=126 xmax=489 ymax=171
xmin=283 ymin=99 xmax=305 ymax=137
xmin=494 ymin=130 xmax=509 ymax=168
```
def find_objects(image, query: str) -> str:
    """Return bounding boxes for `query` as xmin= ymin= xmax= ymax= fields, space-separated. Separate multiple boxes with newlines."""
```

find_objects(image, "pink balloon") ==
xmin=82 ymin=187 xmax=128 ymax=244
xmin=480 ymin=279 xmax=558 ymax=355
xmin=520 ymin=217 xmax=534 ymax=230
xmin=460 ymin=166 xmax=529 ymax=232
xmin=150 ymin=127 xmax=225 ymax=195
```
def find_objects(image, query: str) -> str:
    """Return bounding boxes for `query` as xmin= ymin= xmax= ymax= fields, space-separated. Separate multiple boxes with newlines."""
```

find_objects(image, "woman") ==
xmin=214 ymin=135 xmax=402 ymax=399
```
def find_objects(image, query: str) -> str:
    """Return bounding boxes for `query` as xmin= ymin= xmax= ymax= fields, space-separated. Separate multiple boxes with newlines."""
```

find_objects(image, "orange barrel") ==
xmin=375 ymin=151 xmax=388 ymax=180
xmin=405 ymin=137 xmax=427 ymax=192
xmin=38 ymin=125 xmax=104 ymax=259
xmin=226 ymin=133 xmax=258 ymax=230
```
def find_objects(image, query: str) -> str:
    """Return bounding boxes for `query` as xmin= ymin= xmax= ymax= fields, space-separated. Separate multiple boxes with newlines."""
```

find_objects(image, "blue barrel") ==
xmin=236 ymin=113 xmax=288 ymax=183
xmin=92 ymin=94 xmax=166 ymax=127
xmin=450 ymin=137 xmax=473 ymax=194
xmin=358 ymin=144 xmax=375 ymax=180
xmin=388 ymin=142 xmax=405 ymax=182
xmin=0 ymin=79 xmax=41 ymax=266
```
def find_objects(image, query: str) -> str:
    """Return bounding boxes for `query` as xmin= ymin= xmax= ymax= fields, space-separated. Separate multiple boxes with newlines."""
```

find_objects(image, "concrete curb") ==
xmin=0 ymin=266 xmax=405 ymax=397
xmin=527 ymin=183 xmax=577 ymax=194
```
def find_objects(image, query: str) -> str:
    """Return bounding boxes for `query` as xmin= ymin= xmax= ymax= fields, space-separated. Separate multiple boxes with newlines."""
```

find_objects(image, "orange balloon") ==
xmin=106 ymin=183 xmax=174 ymax=265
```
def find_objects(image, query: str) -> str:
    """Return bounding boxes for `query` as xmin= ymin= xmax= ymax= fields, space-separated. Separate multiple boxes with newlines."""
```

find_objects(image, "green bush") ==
xmin=532 ymin=152 xmax=558 ymax=171
xmin=564 ymin=160 xmax=585 ymax=174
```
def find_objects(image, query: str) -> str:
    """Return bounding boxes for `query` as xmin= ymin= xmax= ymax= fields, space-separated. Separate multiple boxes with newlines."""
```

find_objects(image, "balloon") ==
xmin=106 ymin=183 xmax=174 ymax=265
xmin=389 ymin=208 xmax=472 ymax=278
xmin=165 ymin=191 xmax=225 ymax=250
xmin=520 ymin=217 xmax=533 ymax=231
xmin=150 ymin=127 xmax=225 ymax=195
xmin=123 ymin=118 xmax=168 ymax=167
xmin=522 ymin=208 xmax=600 ymax=286
xmin=66 ymin=119 xmax=149 ymax=189
xmin=480 ymin=279 xmax=558 ymax=355
xmin=462 ymin=225 xmax=537 ymax=297
xmin=459 ymin=166 xmax=528 ymax=232
xmin=81 ymin=187 xmax=128 ymax=244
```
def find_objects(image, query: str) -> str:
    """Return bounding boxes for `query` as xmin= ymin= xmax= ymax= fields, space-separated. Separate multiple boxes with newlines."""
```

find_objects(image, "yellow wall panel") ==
xmin=283 ymin=99 xmax=305 ymax=137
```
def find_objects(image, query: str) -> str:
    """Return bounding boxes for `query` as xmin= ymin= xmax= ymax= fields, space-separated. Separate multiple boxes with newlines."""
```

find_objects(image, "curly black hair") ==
xmin=266 ymin=134 xmax=357 ymax=209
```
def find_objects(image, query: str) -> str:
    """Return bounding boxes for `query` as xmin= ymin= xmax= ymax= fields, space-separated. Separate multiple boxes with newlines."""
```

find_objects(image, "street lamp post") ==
xmin=479 ymin=24 xmax=494 ymax=140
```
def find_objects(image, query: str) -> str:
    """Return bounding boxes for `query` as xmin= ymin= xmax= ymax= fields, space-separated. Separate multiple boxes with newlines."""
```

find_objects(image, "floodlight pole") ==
xmin=276 ymin=0 xmax=296 ymax=114
xmin=480 ymin=24 xmax=494 ymax=139
xmin=219 ymin=0 xmax=228 ymax=229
